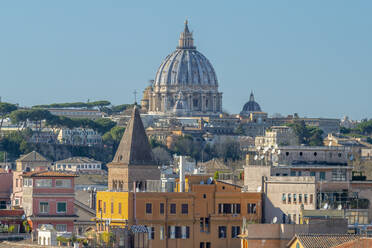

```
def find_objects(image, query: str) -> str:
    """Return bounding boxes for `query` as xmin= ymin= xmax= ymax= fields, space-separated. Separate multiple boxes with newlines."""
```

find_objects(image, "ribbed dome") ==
xmin=241 ymin=92 xmax=262 ymax=115
xmin=154 ymin=20 xmax=218 ymax=87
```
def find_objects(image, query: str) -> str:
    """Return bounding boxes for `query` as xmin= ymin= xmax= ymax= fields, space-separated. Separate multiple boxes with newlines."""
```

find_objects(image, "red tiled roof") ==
xmin=23 ymin=171 xmax=77 ymax=178
xmin=288 ymin=234 xmax=360 ymax=248
xmin=0 ymin=209 xmax=24 ymax=217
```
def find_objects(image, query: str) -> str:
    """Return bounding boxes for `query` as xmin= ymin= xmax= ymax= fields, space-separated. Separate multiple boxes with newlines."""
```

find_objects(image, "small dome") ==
xmin=241 ymin=92 xmax=262 ymax=115
xmin=154 ymin=21 xmax=218 ymax=87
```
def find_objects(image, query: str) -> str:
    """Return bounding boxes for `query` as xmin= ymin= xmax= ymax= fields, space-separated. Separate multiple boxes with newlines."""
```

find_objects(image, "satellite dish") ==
xmin=260 ymin=155 xmax=265 ymax=160
xmin=254 ymin=155 xmax=258 ymax=160
xmin=277 ymin=150 xmax=281 ymax=154
xmin=257 ymin=186 xmax=262 ymax=192
xmin=323 ymin=203 xmax=328 ymax=209
xmin=337 ymin=204 xmax=342 ymax=210
xmin=272 ymin=217 xmax=278 ymax=224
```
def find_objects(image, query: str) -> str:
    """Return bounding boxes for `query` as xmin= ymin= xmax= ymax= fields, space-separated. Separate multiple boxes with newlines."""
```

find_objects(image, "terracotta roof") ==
xmin=16 ymin=151 xmax=49 ymax=162
xmin=55 ymin=156 xmax=100 ymax=164
xmin=287 ymin=234 xmax=360 ymax=248
xmin=111 ymin=106 xmax=155 ymax=165
xmin=332 ymin=237 xmax=372 ymax=248
xmin=199 ymin=158 xmax=230 ymax=172
xmin=0 ymin=209 xmax=24 ymax=217
xmin=23 ymin=171 xmax=78 ymax=177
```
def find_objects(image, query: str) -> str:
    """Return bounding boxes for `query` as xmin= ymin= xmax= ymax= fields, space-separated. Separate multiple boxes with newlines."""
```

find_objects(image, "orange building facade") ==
xmin=96 ymin=177 xmax=261 ymax=248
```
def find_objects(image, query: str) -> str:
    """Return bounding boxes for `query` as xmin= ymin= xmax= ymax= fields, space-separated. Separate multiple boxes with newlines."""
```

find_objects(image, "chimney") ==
xmin=179 ymin=156 xmax=185 ymax=192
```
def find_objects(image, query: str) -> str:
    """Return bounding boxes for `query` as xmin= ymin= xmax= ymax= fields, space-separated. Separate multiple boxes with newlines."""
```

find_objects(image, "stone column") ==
xmin=201 ymin=94 xmax=206 ymax=112
xmin=213 ymin=94 xmax=217 ymax=112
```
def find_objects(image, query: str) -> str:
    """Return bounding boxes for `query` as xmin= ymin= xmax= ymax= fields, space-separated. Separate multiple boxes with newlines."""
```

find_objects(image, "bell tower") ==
xmin=107 ymin=105 xmax=160 ymax=192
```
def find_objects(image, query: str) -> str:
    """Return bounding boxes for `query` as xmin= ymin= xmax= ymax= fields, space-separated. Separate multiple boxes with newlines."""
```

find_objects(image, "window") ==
xmin=185 ymin=226 xmax=190 ymax=239
xmin=293 ymin=194 xmax=297 ymax=203
xmin=200 ymin=243 xmax=205 ymax=248
xmin=304 ymin=194 xmax=308 ymax=204
xmin=146 ymin=203 xmax=152 ymax=214
xmin=68 ymin=164 xmax=71 ymax=168
xmin=98 ymin=200 xmax=102 ymax=211
xmin=231 ymin=226 xmax=240 ymax=238
xmin=55 ymin=179 xmax=71 ymax=188
xmin=170 ymin=204 xmax=176 ymax=214
xmin=55 ymin=224 xmax=67 ymax=232
xmin=218 ymin=226 xmax=227 ymax=238
xmin=39 ymin=202 xmax=49 ymax=213
xmin=147 ymin=227 xmax=155 ymax=240
xmin=118 ymin=203 xmax=122 ymax=214
xmin=181 ymin=204 xmax=188 ymax=214
xmin=310 ymin=194 xmax=313 ymax=204
xmin=282 ymin=193 xmax=287 ymax=203
xmin=298 ymin=171 xmax=302 ymax=176
xmin=160 ymin=203 xmax=164 ymax=214
xmin=218 ymin=203 xmax=241 ymax=214
xmin=200 ymin=218 xmax=210 ymax=233
xmin=15 ymin=198 xmax=20 ymax=206
xmin=247 ymin=203 xmax=257 ymax=214
xmin=290 ymin=171 xmax=296 ymax=176
xmin=288 ymin=194 xmax=292 ymax=204
xmin=310 ymin=171 xmax=316 ymax=177
xmin=299 ymin=194 xmax=302 ymax=203
xmin=57 ymin=202 xmax=67 ymax=213
xmin=175 ymin=226 xmax=182 ymax=239
xmin=203 ymin=194 xmax=207 ymax=199
xmin=160 ymin=226 xmax=164 ymax=240
xmin=35 ymin=179 xmax=52 ymax=188
xmin=111 ymin=202 xmax=114 ymax=214
xmin=205 ymin=218 xmax=210 ymax=232
xmin=319 ymin=172 xmax=326 ymax=181
xmin=103 ymin=202 xmax=106 ymax=214
xmin=332 ymin=169 xmax=347 ymax=181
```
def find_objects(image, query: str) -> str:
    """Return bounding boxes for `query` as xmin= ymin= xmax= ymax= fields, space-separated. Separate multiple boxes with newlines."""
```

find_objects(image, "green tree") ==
xmin=308 ymin=126 xmax=324 ymax=146
xmin=0 ymin=102 xmax=17 ymax=133
xmin=213 ymin=139 xmax=241 ymax=162
xmin=102 ymin=126 xmax=125 ymax=156
xmin=213 ymin=171 xmax=220 ymax=180
xmin=94 ymin=118 xmax=116 ymax=134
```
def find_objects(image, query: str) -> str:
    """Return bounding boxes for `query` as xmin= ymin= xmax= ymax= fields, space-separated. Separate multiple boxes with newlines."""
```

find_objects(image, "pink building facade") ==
xmin=21 ymin=171 xmax=77 ymax=233
xmin=0 ymin=170 xmax=13 ymax=209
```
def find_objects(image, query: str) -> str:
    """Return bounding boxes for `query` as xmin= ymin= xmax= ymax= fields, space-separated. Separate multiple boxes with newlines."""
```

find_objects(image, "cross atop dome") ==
xmin=178 ymin=19 xmax=195 ymax=49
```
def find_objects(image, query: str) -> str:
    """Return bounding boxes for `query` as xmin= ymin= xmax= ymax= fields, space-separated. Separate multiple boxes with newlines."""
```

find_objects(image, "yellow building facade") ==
xmin=96 ymin=178 xmax=262 ymax=248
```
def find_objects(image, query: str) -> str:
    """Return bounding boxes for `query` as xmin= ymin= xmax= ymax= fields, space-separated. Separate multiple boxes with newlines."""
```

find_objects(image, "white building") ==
xmin=255 ymin=126 xmax=298 ymax=148
xmin=57 ymin=128 xmax=102 ymax=146
xmin=54 ymin=157 xmax=102 ymax=172
xmin=38 ymin=224 xmax=57 ymax=246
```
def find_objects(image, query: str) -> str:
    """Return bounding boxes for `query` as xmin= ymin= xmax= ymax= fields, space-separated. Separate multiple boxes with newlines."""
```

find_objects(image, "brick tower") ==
xmin=107 ymin=105 xmax=160 ymax=191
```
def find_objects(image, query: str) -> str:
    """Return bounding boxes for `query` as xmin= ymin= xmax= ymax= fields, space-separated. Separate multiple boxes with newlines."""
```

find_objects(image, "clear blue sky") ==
xmin=0 ymin=1 xmax=371 ymax=120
